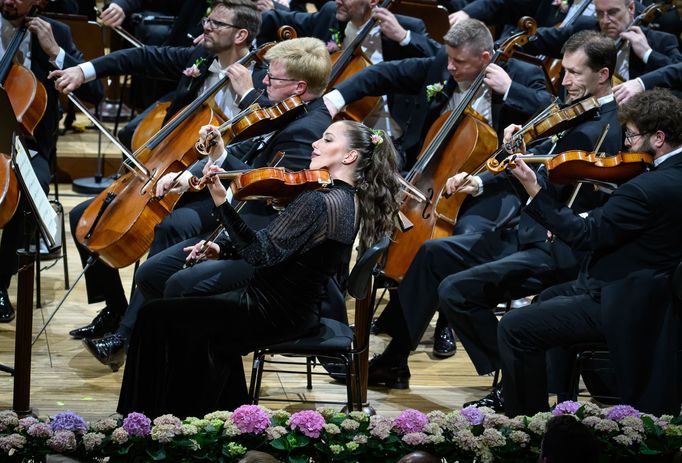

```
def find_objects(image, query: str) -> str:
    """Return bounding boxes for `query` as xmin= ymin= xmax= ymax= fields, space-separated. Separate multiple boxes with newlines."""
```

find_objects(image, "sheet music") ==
xmin=13 ymin=136 xmax=58 ymax=247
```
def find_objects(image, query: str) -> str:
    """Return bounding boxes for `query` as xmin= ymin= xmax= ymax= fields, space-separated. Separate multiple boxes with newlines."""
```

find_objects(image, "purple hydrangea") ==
xmin=553 ymin=400 xmax=582 ymax=416
xmin=231 ymin=405 xmax=271 ymax=434
xmin=50 ymin=411 xmax=87 ymax=434
xmin=460 ymin=406 xmax=484 ymax=426
xmin=46 ymin=430 xmax=77 ymax=452
xmin=606 ymin=405 xmax=641 ymax=421
xmin=393 ymin=409 xmax=428 ymax=435
xmin=123 ymin=412 xmax=152 ymax=437
xmin=289 ymin=410 xmax=326 ymax=438
xmin=27 ymin=423 xmax=53 ymax=439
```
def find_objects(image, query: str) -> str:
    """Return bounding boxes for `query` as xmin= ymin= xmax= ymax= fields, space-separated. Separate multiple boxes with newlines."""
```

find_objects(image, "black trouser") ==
xmin=497 ymin=283 xmax=604 ymax=417
xmin=68 ymin=190 xmax=216 ymax=307
xmin=0 ymin=153 xmax=50 ymax=289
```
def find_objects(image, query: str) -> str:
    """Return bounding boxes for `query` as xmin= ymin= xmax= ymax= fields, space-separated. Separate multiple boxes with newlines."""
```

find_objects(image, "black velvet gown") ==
xmin=117 ymin=181 xmax=357 ymax=418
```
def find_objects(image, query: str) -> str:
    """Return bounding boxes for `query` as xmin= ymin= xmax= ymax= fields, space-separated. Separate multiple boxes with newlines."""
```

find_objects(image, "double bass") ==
xmin=74 ymin=44 xmax=277 ymax=269
xmin=381 ymin=17 xmax=537 ymax=281
xmin=0 ymin=6 xmax=48 ymax=228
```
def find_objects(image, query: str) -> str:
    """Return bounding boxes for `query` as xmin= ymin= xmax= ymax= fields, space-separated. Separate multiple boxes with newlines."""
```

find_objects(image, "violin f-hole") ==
xmin=421 ymin=188 xmax=434 ymax=219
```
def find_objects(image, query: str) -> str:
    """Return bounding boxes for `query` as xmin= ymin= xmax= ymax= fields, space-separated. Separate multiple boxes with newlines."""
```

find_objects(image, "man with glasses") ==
xmin=522 ymin=0 xmax=682 ymax=82
xmin=500 ymin=88 xmax=682 ymax=417
xmin=57 ymin=38 xmax=339 ymax=373
xmin=51 ymin=0 xmax=265 ymax=350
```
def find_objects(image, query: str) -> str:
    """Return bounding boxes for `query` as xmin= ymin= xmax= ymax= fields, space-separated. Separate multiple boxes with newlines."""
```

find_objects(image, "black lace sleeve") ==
xmin=214 ymin=191 xmax=328 ymax=267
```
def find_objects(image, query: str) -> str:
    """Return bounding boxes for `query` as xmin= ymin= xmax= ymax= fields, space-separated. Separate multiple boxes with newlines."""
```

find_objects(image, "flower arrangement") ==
xmin=425 ymin=80 xmax=448 ymax=102
xmin=0 ymin=402 xmax=681 ymax=462
xmin=183 ymin=56 xmax=207 ymax=90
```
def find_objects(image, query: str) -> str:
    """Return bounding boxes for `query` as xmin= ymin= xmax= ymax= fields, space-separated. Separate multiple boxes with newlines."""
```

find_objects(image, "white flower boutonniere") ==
xmin=425 ymin=80 xmax=447 ymax=102
xmin=183 ymin=57 xmax=206 ymax=90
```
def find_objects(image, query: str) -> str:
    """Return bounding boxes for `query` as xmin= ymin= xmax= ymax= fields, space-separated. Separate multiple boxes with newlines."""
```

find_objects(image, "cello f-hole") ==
xmin=139 ymin=167 xmax=157 ymax=195
xmin=421 ymin=188 xmax=434 ymax=220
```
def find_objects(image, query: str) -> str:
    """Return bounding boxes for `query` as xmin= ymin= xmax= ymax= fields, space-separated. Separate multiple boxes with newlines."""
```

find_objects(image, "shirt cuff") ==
xmin=238 ymin=87 xmax=256 ymax=104
xmin=79 ymin=62 xmax=97 ymax=83
xmin=50 ymin=48 xmax=66 ymax=69
xmin=472 ymin=175 xmax=484 ymax=197
xmin=399 ymin=30 xmax=411 ymax=46
xmin=324 ymin=90 xmax=346 ymax=113
xmin=636 ymin=77 xmax=646 ymax=91
xmin=502 ymin=82 xmax=512 ymax=101
xmin=642 ymin=48 xmax=652 ymax=64
xmin=212 ymin=148 xmax=229 ymax=166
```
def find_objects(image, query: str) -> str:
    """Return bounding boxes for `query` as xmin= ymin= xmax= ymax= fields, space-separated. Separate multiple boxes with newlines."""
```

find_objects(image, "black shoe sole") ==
xmin=432 ymin=348 xmax=456 ymax=358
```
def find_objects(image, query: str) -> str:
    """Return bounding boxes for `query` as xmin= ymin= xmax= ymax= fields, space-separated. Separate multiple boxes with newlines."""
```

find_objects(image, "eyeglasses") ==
xmin=201 ymin=17 xmax=238 ymax=30
xmin=264 ymin=67 xmax=298 ymax=83
xmin=624 ymin=130 xmax=647 ymax=143
xmin=595 ymin=7 xmax=625 ymax=20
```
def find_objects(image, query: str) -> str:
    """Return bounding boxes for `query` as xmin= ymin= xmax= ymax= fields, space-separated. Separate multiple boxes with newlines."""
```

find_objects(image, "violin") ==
xmin=188 ymin=166 xmax=332 ymax=201
xmin=195 ymin=95 xmax=305 ymax=155
xmin=486 ymin=150 xmax=653 ymax=184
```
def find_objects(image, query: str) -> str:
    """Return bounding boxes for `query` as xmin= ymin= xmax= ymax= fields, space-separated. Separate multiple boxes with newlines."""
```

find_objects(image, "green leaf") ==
xmin=288 ymin=455 xmax=308 ymax=463
xmin=270 ymin=437 xmax=289 ymax=451
xmin=145 ymin=447 xmax=167 ymax=460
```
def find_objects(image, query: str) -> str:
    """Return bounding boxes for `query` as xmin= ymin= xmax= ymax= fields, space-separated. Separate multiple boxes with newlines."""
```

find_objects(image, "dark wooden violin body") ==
xmin=487 ymin=150 xmax=653 ymax=184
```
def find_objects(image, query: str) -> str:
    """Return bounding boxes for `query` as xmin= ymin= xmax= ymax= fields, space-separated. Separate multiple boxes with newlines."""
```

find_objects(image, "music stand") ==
xmin=7 ymin=133 xmax=59 ymax=415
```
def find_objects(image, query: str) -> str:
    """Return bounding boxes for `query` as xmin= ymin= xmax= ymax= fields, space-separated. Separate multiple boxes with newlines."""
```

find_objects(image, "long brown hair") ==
xmin=339 ymin=121 xmax=401 ymax=254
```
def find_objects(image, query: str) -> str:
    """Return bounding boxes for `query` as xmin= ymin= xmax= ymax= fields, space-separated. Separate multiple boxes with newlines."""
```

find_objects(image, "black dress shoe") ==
xmin=463 ymin=385 xmax=504 ymax=412
xmin=367 ymin=354 xmax=411 ymax=389
xmin=369 ymin=318 xmax=386 ymax=335
xmin=433 ymin=323 xmax=457 ymax=358
xmin=0 ymin=288 xmax=15 ymax=323
xmin=83 ymin=334 xmax=126 ymax=372
xmin=69 ymin=307 xmax=123 ymax=340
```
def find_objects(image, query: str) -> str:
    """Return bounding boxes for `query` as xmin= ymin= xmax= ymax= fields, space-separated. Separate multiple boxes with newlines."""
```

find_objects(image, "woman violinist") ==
xmin=0 ymin=0 xmax=102 ymax=322
xmin=116 ymin=120 xmax=401 ymax=418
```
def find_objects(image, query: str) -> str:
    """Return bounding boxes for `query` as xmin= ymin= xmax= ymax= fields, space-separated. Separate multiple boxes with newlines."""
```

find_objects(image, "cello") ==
xmin=381 ymin=17 xmax=537 ymax=281
xmin=0 ymin=5 xmax=48 ymax=228
xmin=74 ymin=44 xmax=276 ymax=269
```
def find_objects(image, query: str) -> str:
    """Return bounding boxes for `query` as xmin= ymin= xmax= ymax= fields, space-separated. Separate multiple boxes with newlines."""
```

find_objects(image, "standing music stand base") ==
xmin=72 ymin=175 xmax=114 ymax=194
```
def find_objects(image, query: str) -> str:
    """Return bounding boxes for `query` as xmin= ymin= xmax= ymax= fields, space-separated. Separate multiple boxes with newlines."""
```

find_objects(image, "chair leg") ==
xmin=252 ymin=353 xmax=266 ymax=405
xmin=130 ymin=260 xmax=140 ymax=298
xmin=248 ymin=352 xmax=261 ymax=403
xmin=306 ymin=356 xmax=313 ymax=390
xmin=345 ymin=355 xmax=356 ymax=412
xmin=35 ymin=234 xmax=42 ymax=309
xmin=568 ymin=351 xmax=587 ymax=401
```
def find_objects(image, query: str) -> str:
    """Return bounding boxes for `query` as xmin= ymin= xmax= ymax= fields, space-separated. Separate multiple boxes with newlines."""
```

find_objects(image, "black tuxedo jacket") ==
xmin=464 ymin=0 xmax=567 ymax=29
xmin=90 ymin=45 xmax=265 ymax=125
xmin=26 ymin=17 xmax=103 ymax=158
xmin=335 ymin=47 xmax=553 ymax=159
xmin=525 ymin=152 xmax=682 ymax=414
xmin=257 ymin=1 xmax=440 ymax=59
xmin=640 ymin=61 xmax=682 ymax=89
xmin=524 ymin=19 xmax=682 ymax=79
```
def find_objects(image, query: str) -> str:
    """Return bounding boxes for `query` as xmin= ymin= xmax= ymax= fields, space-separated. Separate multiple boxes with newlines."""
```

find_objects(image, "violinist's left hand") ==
xmin=373 ymin=7 xmax=408 ymax=43
xmin=205 ymin=164 xmax=228 ymax=206
xmin=26 ymin=16 xmax=59 ymax=60
xmin=226 ymin=63 xmax=254 ymax=100
xmin=620 ymin=26 xmax=651 ymax=60
xmin=199 ymin=125 xmax=225 ymax=161
xmin=484 ymin=63 xmax=512 ymax=95
xmin=508 ymin=158 xmax=541 ymax=198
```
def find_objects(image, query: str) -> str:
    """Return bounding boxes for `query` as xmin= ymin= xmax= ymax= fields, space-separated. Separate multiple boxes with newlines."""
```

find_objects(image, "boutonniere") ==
xmin=551 ymin=0 xmax=569 ymax=14
xmin=425 ymin=80 xmax=447 ymax=102
xmin=327 ymin=28 xmax=342 ymax=53
xmin=183 ymin=57 xmax=206 ymax=90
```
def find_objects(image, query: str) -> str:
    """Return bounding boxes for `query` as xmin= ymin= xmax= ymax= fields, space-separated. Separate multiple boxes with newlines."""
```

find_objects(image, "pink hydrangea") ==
xmin=289 ymin=410 xmax=325 ymax=438
xmin=394 ymin=409 xmax=428 ymax=435
xmin=231 ymin=405 xmax=271 ymax=434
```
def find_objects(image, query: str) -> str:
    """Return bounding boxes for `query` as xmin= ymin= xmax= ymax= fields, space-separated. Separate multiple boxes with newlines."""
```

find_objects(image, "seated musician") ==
xmin=614 ymin=61 xmax=682 ymax=104
xmin=69 ymin=38 xmax=338 ymax=372
xmin=49 ymin=0 xmax=263 ymax=344
xmin=258 ymin=0 xmax=441 ymax=165
xmin=521 ymin=0 xmax=682 ymax=83
xmin=0 ymin=0 xmax=103 ymax=322
xmin=500 ymin=88 xmax=682 ymax=417
xmin=116 ymin=120 xmax=400 ymax=419
xmin=363 ymin=31 xmax=622 ymax=408
xmin=324 ymin=18 xmax=554 ymax=357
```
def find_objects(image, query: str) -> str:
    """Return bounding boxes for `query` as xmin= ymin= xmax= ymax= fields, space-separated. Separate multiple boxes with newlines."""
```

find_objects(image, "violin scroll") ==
xmin=277 ymin=25 xmax=297 ymax=41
